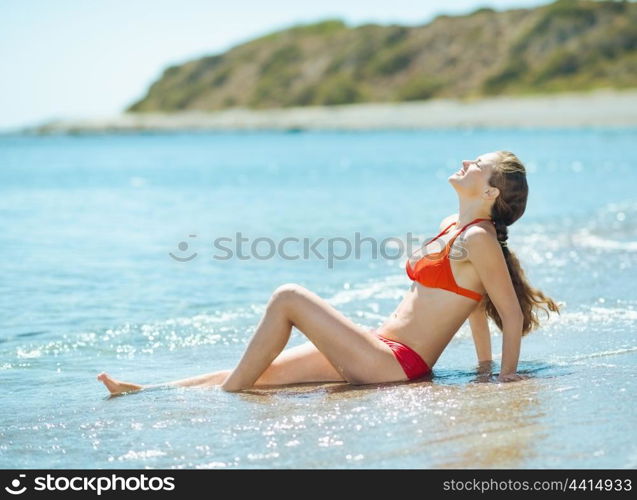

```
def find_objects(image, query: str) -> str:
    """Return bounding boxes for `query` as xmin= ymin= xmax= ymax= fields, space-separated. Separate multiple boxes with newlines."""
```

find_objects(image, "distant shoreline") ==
xmin=16 ymin=89 xmax=637 ymax=134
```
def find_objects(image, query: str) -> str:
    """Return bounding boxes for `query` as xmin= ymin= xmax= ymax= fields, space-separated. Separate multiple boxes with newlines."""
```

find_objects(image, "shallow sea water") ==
xmin=0 ymin=129 xmax=636 ymax=468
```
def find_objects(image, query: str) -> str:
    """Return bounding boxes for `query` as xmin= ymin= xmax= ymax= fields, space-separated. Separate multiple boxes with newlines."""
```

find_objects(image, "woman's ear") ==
xmin=483 ymin=186 xmax=499 ymax=201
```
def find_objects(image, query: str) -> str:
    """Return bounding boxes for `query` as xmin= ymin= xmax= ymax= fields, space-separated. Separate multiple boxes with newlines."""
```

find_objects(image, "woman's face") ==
xmin=448 ymin=151 xmax=500 ymax=198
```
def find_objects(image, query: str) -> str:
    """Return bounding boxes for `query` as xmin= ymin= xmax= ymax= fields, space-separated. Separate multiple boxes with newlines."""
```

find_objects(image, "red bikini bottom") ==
xmin=371 ymin=330 xmax=431 ymax=380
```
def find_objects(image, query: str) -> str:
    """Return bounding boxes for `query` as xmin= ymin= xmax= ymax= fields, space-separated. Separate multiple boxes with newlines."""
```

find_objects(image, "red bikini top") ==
xmin=405 ymin=217 xmax=491 ymax=302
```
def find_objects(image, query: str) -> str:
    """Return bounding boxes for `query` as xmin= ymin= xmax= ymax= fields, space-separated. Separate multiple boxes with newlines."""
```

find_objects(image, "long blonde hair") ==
xmin=485 ymin=151 xmax=560 ymax=335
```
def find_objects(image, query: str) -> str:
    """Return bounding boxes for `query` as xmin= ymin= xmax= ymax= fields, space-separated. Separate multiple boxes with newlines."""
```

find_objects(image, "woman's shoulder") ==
xmin=463 ymin=221 xmax=498 ymax=246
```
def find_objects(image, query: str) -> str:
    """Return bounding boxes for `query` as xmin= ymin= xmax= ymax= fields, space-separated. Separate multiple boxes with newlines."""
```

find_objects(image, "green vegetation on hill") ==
xmin=127 ymin=0 xmax=637 ymax=112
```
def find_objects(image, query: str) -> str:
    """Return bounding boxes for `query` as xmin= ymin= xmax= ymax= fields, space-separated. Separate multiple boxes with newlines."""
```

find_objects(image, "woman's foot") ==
xmin=97 ymin=372 xmax=143 ymax=395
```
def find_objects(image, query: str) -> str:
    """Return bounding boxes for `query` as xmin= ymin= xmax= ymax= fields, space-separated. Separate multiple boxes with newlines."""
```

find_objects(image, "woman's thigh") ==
xmin=254 ymin=341 xmax=344 ymax=386
xmin=271 ymin=284 xmax=408 ymax=384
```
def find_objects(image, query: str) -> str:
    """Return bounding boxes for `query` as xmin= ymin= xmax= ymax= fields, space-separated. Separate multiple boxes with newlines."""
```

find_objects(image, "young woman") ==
xmin=98 ymin=150 xmax=559 ymax=395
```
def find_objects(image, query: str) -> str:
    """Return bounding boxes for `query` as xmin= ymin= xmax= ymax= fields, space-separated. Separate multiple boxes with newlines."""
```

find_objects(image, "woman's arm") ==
xmin=468 ymin=302 xmax=491 ymax=363
xmin=464 ymin=228 xmax=524 ymax=382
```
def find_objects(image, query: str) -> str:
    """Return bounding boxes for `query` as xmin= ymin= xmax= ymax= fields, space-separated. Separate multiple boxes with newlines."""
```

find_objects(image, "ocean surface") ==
xmin=1 ymin=129 xmax=636 ymax=469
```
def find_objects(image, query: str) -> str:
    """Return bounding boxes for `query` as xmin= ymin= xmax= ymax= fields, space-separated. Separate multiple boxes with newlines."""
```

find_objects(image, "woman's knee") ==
xmin=269 ymin=283 xmax=306 ymax=309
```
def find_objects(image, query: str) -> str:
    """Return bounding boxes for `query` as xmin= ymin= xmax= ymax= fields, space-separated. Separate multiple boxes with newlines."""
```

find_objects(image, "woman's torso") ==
xmin=375 ymin=218 xmax=494 ymax=369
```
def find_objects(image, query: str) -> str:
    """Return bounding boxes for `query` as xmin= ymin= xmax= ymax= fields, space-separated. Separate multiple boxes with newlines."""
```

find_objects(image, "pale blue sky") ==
xmin=0 ymin=0 xmax=552 ymax=131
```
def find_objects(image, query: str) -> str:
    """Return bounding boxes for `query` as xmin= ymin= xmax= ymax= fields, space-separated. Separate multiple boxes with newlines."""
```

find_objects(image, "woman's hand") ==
xmin=469 ymin=360 xmax=495 ymax=383
xmin=497 ymin=373 xmax=529 ymax=383
xmin=477 ymin=360 xmax=494 ymax=374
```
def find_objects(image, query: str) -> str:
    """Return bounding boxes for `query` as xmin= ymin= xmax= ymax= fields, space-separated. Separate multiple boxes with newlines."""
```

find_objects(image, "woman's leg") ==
xmin=96 ymin=370 xmax=231 ymax=394
xmin=220 ymin=283 xmax=407 ymax=392
xmin=98 ymin=282 xmax=407 ymax=395
xmin=97 ymin=341 xmax=344 ymax=395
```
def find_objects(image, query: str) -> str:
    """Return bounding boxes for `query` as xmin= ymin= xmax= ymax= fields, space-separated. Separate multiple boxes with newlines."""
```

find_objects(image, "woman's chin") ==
xmin=448 ymin=176 xmax=464 ymax=193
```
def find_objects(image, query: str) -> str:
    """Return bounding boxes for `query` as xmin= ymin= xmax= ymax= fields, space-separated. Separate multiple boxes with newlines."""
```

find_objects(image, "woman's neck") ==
xmin=456 ymin=197 xmax=492 ymax=228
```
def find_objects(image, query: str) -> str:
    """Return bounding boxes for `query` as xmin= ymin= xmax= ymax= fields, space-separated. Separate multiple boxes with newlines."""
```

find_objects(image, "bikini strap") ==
xmin=447 ymin=218 xmax=492 ymax=247
xmin=440 ymin=221 xmax=458 ymax=235
xmin=424 ymin=221 xmax=457 ymax=246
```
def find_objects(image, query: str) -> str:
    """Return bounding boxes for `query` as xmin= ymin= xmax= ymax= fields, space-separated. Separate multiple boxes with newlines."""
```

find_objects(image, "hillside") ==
xmin=125 ymin=0 xmax=635 ymax=112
